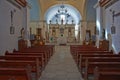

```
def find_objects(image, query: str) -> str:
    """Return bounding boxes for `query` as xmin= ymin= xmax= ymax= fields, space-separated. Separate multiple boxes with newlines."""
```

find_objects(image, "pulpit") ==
xmin=18 ymin=39 xmax=27 ymax=51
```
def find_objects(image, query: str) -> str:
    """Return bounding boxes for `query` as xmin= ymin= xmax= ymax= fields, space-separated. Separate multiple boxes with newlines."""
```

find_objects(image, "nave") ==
xmin=0 ymin=44 xmax=120 ymax=80
xmin=0 ymin=0 xmax=120 ymax=80
xmin=40 ymin=46 xmax=83 ymax=80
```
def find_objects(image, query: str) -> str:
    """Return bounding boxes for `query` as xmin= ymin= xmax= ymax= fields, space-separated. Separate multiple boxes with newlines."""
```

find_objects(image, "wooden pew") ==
xmin=0 ymin=60 xmax=40 ymax=80
xmin=74 ymin=51 xmax=113 ymax=63
xmin=70 ymin=45 xmax=120 ymax=80
xmin=70 ymin=45 xmax=101 ymax=55
xmin=18 ymin=48 xmax=51 ymax=62
xmin=0 ymin=67 xmax=32 ymax=80
xmin=94 ymin=67 xmax=120 ymax=80
xmin=84 ymin=61 xmax=120 ymax=80
xmin=5 ymin=51 xmax=46 ymax=67
xmin=20 ymin=45 xmax=54 ymax=57
xmin=0 ymin=55 xmax=42 ymax=80
xmin=42 ymin=45 xmax=55 ymax=55
xmin=78 ymin=54 xmax=120 ymax=71
xmin=70 ymin=45 xmax=111 ymax=61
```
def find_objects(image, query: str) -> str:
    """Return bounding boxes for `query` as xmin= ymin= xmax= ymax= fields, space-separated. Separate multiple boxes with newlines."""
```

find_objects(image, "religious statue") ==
xmin=20 ymin=28 xmax=25 ymax=39
xmin=61 ymin=19 xmax=64 ymax=24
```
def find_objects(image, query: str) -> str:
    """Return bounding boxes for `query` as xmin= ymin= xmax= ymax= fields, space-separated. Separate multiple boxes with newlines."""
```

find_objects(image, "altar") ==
xmin=57 ymin=36 xmax=67 ymax=45
xmin=47 ymin=24 xmax=76 ymax=45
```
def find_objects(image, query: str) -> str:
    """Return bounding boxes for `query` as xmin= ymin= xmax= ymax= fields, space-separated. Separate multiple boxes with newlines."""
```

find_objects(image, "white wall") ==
xmin=0 ymin=1 xmax=23 ymax=55
xmin=105 ymin=1 xmax=120 ymax=54
xmin=80 ymin=21 xmax=87 ymax=44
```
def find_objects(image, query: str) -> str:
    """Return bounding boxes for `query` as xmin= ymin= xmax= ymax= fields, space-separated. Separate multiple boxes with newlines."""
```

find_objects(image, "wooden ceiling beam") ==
xmin=99 ymin=0 xmax=110 ymax=7
xmin=15 ymin=0 xmax=27 ymax=7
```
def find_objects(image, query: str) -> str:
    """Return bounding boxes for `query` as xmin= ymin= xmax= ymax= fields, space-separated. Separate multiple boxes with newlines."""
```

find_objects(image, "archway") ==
xmin=45 ymin=4 xmax=81 ymax=24
xmin=44 ymin=4 xmax=82 ymax=44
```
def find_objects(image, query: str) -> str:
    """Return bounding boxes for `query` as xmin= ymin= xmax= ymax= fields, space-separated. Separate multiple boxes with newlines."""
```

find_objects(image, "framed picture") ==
xmin=111 ymin=25 xmax=116 ymax=34
xmin=10 ymin=26 xmax=14 ymax=34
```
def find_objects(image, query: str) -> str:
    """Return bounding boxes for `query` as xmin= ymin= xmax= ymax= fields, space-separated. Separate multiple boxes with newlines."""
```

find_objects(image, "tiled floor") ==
xmin=39 ymin=46 xmax=83 ymax=80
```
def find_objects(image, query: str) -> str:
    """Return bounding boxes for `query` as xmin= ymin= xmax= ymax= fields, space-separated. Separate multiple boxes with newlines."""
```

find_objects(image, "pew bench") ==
xmin=94 ymin=67 xmax=120 ymax=80
xmin=84 ymin=62 xmax=120 ymax=80
xmin=0 ymin=60 xmax=40 ymax=80
xmin=0 ymin=67 xmax=32 ymax=80
xmin=5 ymin=52 xmax=46 ymax=67
xmin=0 ymin=55 xmax=43 ymax=76
xmin=78 ymin=54 xmax=120 ymax=70
xmin=74 ymin=51 xmax=113 ymax=63
xmin=20 ymin=47 xmax=52 ymax=58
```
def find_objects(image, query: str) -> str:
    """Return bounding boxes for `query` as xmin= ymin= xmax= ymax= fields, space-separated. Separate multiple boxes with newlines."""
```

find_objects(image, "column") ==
xmin=94 ymin=1 xmax=104 ymax=47
xmin=80 ymin=20 xmax=87 ymax=45
xmin=22 ymin=4 xmax=31 ymax=40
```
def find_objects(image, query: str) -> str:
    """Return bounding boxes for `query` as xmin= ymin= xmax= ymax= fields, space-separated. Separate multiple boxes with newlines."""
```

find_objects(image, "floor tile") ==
xmin=39 ymin=46 xmax=83 ymax=80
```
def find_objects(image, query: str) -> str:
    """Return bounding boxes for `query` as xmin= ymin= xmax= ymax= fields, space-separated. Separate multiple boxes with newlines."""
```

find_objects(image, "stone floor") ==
xmin=39 ymin=46 xmax=83 ymax=80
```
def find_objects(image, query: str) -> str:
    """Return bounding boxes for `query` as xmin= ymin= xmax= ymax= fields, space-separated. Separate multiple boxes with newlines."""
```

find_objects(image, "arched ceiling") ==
xmin=27 ymin=0 xmax=97 ymax=22
xmin=45 ymin=4 xmax=81 ymax=24
xmin=39 ymin=0 xmax=86 ymax=20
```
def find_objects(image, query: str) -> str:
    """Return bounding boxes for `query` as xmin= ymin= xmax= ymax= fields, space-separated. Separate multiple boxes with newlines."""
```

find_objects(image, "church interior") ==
xmin=0 ymin=0 xmax=120 ymax=80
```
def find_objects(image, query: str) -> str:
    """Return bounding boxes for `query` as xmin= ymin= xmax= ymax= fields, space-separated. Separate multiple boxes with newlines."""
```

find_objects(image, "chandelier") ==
xmin=58 ymin=4 xmax=67 ymax=14
xmin=49 ymin=4 xmax=74 ymax=24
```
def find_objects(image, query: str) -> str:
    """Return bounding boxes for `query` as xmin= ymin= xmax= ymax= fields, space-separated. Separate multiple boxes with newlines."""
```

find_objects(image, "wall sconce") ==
xmin=10 ymin=26 xmax=15 ymax=34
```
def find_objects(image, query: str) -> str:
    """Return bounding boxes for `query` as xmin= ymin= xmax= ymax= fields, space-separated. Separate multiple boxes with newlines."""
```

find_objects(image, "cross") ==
xmin=11 ymin=10 xmax=13 ymax=26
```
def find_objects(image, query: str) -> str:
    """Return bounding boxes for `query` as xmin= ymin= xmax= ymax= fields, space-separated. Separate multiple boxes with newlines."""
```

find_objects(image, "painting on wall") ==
xmin=111 ymin=25 xmax=116 ymax=34
xmin=10 ymin=26 xmax=14 ymax=34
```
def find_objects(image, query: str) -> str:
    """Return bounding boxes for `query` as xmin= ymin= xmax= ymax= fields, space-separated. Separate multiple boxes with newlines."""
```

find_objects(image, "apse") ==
xmin=45 ymin=4 xmax=81 ymax=25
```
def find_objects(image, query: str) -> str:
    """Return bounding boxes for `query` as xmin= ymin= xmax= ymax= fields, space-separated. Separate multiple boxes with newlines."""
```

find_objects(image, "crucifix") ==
xmin=10 ymin=10 xmax=16 ymax=34
xmin=110 ymin=9 xmax=115 ymax=25
xmin=11 ymin=10 xmax=13 ymax=26
xmin=112 ymin=10 xmax=115 ymax=25
xmin=110 ymin=9 xmax=116 ymax=34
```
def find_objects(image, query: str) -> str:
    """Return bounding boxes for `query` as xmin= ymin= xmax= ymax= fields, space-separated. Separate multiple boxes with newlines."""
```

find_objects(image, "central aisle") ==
xmin=40 ymin=46 xmax=83 ymax=80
